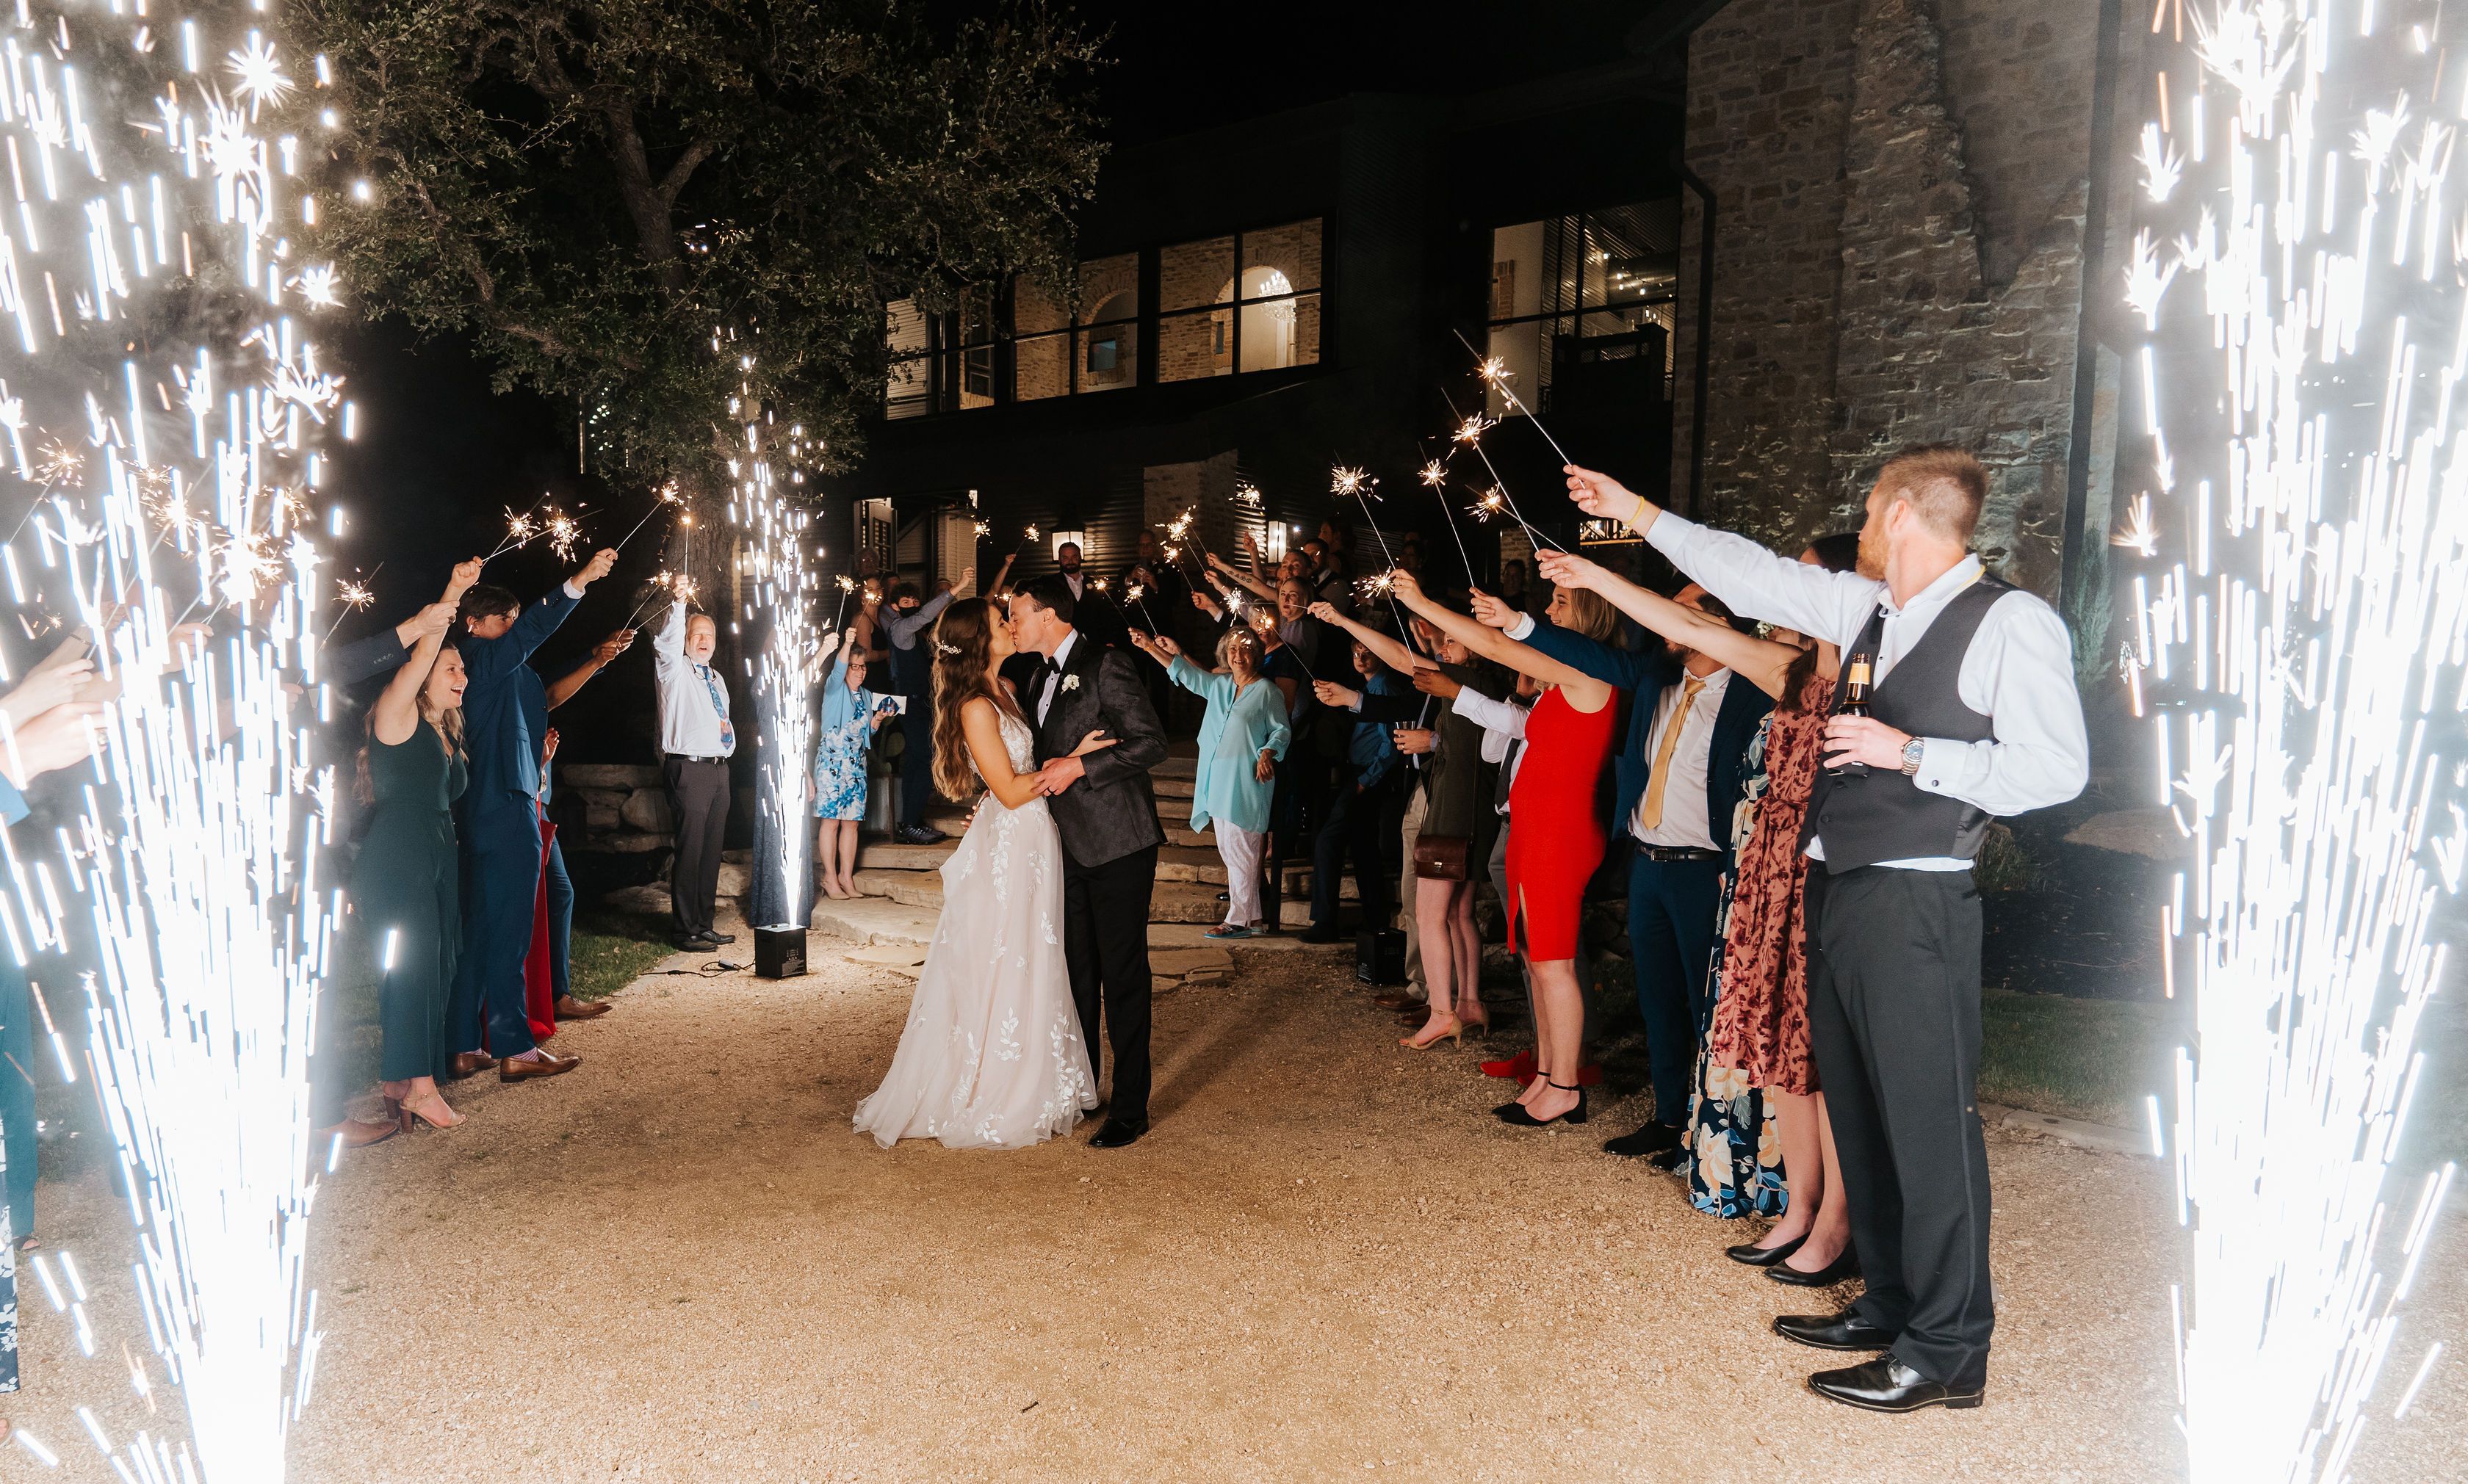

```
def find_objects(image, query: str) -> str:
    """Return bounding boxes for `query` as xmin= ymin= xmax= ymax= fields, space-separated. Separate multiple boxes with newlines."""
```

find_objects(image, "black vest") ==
xmin=1803 ymin=576 xmax=2010 ymax=873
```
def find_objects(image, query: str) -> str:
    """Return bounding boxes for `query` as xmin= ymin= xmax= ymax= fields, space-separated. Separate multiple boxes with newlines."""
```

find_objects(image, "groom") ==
xmin=1009 ymin=576 xmax=1169 ymax=1148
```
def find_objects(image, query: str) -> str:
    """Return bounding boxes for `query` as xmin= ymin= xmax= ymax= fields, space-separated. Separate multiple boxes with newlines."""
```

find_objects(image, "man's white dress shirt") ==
xmin=652 ymin=599 xmax=735 ymax=759
xmin=1644 ymin=511 xmax=2089 ymax=869
xmin=1035 ymin=629 xmax=1080 ymax=727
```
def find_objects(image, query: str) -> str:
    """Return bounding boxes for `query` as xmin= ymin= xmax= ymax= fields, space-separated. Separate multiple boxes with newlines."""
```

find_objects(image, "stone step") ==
xmin=849 ymin=871 xmax=1241 ymax=923
xmin=806 ymin=896 xmax=1346 ymax=954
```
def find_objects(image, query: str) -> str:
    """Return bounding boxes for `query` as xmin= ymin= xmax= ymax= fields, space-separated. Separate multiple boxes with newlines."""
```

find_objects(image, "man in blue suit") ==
xmin=1492 ymin=581 xmax=1772 ymax=1164
xmin=447 ymin=546 xmax=618 ymax=1083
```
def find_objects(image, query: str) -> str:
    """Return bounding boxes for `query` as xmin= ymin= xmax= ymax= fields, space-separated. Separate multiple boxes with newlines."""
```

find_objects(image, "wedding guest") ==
xmin=1498 ymin=559 xmax=1536 ymax=615
xmin=1391 ymin=576 xmax=1617 ymax=1121
xmin=1299 ymin=640 xmax=1406 ymax=944
xmin=1567 ymin=450 xmax=2088 ymax=1414
xmin=448 ymin=548 xmax=614 ymax=1084
xmin=355 ymin=598 xmax=469 ymax=1131
xmin=851 ymin=579 xmax=887 ymax=667
xmin=1055 ymin=543 xmax=1130 ymax=650
xmin=652 ymin=596 xmax=739 ymax=951
xmin=535 ymin=627 xmax=633 ymax=1023
xmin=1484 ymin=575 xmax=1773 ymax=1163
xmin=810 ymin=631 xmax=898 ymax=899
xmin=1310 ymin=598 xmax=1493 ymax=1049
xmin=1260 ymin=577 xmax=1333 ymax=930
xmin=328 ymin=593 xmax=464 ymax=686
xmin=1540 ymin=541 xmax=1855 ymax=1284
xmin=1130 ymin=626 xmax=1288 ymax=938
xmin=1312 ymin=614 xmax=1446 ymax=1010
xmin=884 ymin=571 xmax=968 ymax=845
xmin=0 ymin=652 xmax=109 ymax=1207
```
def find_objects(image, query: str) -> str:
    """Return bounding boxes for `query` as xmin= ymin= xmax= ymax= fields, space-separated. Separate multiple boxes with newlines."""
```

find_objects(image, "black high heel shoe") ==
xmin=1726 ymin=1233 xmax=1808 ymax=1268
xmin=1496 ymin=1082 xmax=1588 ymax=1127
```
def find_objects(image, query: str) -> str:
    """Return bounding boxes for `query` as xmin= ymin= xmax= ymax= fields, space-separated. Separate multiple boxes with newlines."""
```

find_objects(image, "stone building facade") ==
xmin=1670 ymin=0 xmax=2129 ymax=605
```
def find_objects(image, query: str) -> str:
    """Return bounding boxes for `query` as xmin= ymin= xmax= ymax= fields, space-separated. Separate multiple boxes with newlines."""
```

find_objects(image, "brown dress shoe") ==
xmin=318 ymin=1118 xmax=399 ymax=1150
xmin=446 ymin=1051 xmax=496 ymax=1081
xmin=499 ymin=1049 xmax=581 ymax=1082
xmin=1371 ymin=991 xmax=1428 ymax=1012
xmin=554 ymin=994 xmax=610 ymax=1021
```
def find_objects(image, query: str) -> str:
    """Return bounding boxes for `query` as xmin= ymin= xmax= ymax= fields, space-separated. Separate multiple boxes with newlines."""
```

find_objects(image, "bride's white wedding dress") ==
xmin=853 ymin=707 xmax=1097 ymax=1149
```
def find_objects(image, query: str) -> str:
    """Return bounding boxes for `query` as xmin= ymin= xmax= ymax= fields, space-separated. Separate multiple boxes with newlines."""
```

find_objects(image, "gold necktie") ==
xmin=1634 ymin=676 xmax=1706 ymax=833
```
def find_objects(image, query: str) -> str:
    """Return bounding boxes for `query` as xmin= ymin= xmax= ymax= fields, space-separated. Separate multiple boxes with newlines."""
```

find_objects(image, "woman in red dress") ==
xmin=1540 ymin=536 xmax=1861 ymax=1282
xmin=1390 ymin=571 xmax=1620 ymax=1128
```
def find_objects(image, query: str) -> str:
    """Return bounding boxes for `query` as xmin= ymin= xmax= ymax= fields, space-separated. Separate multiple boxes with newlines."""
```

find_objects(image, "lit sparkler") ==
xmin=540 ymin=507 xmax=582 ymax=562
xmin=482 ymin=505 xmax=537 ymax=562
xmin=1437 ymin=387 xmax=1565 ymax=553
xmin=1418 ymin=452 xmax=1477 ymax=580
xmin=613 ymin=481 xmax=684 ymax=551
xmin=1456 ymin=328 xmax=1575 ymax=467
xmin=2129 ymin=9 xmax=2461 ymax=1477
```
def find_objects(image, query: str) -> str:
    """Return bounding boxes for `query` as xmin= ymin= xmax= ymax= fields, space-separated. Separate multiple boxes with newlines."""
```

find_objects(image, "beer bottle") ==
xmin=1827 ymin=654 xmax=1874 ymax=778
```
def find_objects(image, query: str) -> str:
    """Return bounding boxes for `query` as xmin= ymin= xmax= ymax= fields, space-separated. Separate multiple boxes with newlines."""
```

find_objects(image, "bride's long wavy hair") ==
xmin=928 ymin=597 xmax=1010 ymax=803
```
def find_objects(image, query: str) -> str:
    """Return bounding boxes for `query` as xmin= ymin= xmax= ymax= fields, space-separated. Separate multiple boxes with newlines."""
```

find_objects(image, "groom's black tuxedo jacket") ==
xmin=1027 ymin=631 xmax=1167 ymax=868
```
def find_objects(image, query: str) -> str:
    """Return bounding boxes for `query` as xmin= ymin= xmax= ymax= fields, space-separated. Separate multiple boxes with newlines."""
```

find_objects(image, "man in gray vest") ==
xmin=1565 ymin=446 xmax=2088 ymax=1414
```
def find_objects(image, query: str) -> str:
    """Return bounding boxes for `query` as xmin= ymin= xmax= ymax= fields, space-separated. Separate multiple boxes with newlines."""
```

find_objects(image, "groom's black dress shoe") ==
xmin=893 ymin=825 xmax=947 ymax=846
xmin=1807 ymin=1356 xmax=1984 ymax=1413
xmin=1774 ymin=1309 xmax=1899 ymax=1352
xmin=1088 ymin=1118 xmax=1146 ymax=1148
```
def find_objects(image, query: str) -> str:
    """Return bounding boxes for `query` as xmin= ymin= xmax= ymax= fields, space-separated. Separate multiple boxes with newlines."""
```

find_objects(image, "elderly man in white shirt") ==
xmin=1562 ymin=446 xmax=2088 ymax=1417
xmin=652 ymin=598 xmax=737 ymax=949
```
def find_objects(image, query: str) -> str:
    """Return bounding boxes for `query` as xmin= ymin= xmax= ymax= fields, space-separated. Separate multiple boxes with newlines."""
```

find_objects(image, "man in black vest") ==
xmin=1565 ymin=447 xmax=2088 ymax=1414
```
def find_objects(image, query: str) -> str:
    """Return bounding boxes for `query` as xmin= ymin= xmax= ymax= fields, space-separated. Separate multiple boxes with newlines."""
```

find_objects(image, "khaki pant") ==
xmin=1398 ymin=783 xmax=1426 ymax=993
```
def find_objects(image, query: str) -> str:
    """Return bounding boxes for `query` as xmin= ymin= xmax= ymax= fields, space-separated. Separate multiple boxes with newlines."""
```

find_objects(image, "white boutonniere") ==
xmin=1060 ymin=674 xmax=1082 ymax=692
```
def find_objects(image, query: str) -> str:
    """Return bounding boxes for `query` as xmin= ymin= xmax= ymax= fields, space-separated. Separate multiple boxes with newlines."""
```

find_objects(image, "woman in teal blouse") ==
xmin=1130 ymin=626 xmax=1288 ymax=938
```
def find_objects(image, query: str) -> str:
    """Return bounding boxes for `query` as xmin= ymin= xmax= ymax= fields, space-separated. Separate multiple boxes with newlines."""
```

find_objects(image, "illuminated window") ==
xmin=1485 ymin=203 xmax=1678 ymax=421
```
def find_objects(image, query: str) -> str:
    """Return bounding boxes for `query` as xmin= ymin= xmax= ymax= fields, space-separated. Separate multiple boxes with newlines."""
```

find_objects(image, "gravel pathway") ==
xmin=5 ymin=927 xmax=2461 ymax=1481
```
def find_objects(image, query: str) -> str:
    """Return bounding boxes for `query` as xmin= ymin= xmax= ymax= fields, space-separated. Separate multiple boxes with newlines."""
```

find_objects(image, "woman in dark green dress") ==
xmin=353 ymin=610 xmax=469 ymax=1131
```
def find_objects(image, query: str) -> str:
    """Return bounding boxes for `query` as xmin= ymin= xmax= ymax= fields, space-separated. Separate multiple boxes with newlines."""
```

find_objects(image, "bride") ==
xmin=852 ymin=596 xmax=1111 ymax=1150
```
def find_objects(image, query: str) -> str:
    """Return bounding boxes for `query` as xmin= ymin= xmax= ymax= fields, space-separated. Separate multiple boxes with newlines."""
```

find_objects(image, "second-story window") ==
xmin=881 ymin=218 xmax=1325 ymax=416
xmin=1485 ymin=203 xmax=1678 ymax=421
xmin=1158 ymin=219 xmax=1322 ymax=382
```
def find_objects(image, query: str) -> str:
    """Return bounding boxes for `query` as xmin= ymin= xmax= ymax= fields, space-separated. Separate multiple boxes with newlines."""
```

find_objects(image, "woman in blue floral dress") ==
xmin=812 ymin=634 xmax=897 ymax=900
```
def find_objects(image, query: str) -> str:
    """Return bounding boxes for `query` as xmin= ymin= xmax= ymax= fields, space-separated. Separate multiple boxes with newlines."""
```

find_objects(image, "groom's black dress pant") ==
xmin=1064 ymin=842 xmax=1157 ymax=1126
xmin=1805 ymin=865 xmax=1996 ymax=1388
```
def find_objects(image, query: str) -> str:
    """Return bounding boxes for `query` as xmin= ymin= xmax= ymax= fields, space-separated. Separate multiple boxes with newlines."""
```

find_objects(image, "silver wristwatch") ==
xmin=1899 ymin=738 xmax=1925 ymax=776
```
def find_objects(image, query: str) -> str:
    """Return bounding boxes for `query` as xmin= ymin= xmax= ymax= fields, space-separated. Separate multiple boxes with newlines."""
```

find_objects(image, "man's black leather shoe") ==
xmin=1773 ymin=1308 xmax=1899 ymax=1352
xmin=894 ymin=825 xmax=947 ymax=846
xmin=1808 ymin=1355 xmax=1984 ymax=1412
xmin=701 ymin=930 xmax=737 ymax=945
xmin=1601 ymin=1120 xmax=1683 ymax=1158
xmin=1088 ymin=1118 xmax=1147 ymax=1148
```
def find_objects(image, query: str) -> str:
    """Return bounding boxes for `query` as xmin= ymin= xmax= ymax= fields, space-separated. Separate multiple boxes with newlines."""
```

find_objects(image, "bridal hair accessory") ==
xmin=934 ymin=640 xmax=962 ymax=656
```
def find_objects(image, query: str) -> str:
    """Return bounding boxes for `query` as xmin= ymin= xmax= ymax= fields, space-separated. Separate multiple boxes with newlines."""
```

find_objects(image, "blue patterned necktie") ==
xmin=694 ymin=662 xmax=735 ymax=750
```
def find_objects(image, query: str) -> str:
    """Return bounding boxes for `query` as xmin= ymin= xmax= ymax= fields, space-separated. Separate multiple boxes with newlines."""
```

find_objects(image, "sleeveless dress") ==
xmin=1503 ymin=685 xmax=1617 ymax=960
xmin=812 ymin=657 xmax=885 ymax=822
xmin=352 ymin=723 xmax=467 ymax=1082
xmin=853 ymin=708 xmax=1098 ymax=1149
xmin=1686 ymin=667 xmax=1832 ymax=1219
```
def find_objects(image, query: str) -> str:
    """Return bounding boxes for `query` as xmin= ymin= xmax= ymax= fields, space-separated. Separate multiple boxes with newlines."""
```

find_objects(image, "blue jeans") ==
xmin=543 ymin=835 xmax=572 ymax=1000
xmin=1626 ymin=853 xmax=1725 ymax=1123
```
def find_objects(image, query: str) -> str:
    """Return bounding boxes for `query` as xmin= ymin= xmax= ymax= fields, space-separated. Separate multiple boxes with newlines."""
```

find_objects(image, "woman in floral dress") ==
xmin=811 ymin=632 xmax=897 ymax=900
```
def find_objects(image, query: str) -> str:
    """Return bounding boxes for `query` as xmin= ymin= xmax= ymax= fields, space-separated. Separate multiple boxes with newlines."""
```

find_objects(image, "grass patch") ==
xmin=1977 ymin=988 xmax=2173 ymax=1127
xmin=567 ymin=907 xmax=676 ymax=1002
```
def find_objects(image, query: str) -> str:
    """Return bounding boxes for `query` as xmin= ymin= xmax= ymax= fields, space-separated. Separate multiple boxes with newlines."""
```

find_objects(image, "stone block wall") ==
xmin=1673 ymin=0 xmax=2112 ymax=597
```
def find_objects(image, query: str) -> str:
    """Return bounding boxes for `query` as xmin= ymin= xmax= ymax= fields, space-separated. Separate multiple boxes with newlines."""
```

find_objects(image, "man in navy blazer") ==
xmin=446 ymin=546 xmax=618 ymax=1083
xmin=1500 ymin=584 xmax=1773 ymax=1163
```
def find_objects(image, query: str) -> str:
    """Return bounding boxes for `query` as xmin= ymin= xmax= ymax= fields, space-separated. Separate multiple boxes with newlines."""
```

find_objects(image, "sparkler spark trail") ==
xmin=613 ymin=481 xmax=683 ymax=551
xmin=727 ymin=357 xmax=818 ymax=928
xmin=0 ymin=4 xmax=345 ymax=1475
xmin=1454 ymin=327 xmax=1574 ymax=467
xmin=2129 ymin=7 xmax=2462 ymax=1477
xmin=1436 ymin=387 xmax=1565 ymax=553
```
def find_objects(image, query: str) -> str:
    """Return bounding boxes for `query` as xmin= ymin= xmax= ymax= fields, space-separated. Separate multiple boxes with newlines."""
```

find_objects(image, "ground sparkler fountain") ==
xmin=2125 ymin=2 xmax=2461 ymax=1475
